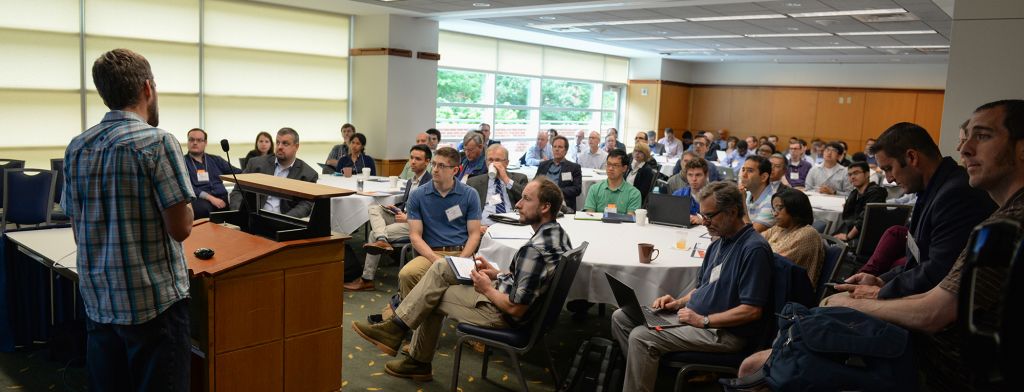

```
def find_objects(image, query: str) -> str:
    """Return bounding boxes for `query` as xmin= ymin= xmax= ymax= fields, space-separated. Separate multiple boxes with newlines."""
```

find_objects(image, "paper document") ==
xmin=574 ymin=212 xmax=603 ymax=221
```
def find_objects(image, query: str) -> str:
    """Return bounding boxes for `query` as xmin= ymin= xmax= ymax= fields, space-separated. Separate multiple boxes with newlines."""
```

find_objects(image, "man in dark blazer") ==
xmin=229 ymin=127 xmax=319 ymax=218
xmin=469 ymin=144 xmax=528 ymax=227
xmin=831 ymin=123 xmax=996 ymax=300
xmin=535 ymin=135 xmax=583 ymax=211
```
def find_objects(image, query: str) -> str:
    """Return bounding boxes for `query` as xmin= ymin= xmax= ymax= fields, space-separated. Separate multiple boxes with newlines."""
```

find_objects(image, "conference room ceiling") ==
xmin=346 ymin=0 xmax=953 ymax=64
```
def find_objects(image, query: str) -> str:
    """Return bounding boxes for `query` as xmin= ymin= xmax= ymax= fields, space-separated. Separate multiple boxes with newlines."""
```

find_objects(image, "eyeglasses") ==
xmin=692 ymin=141 xmax=707 ymax=147
xmin=698 ymin=209 xmax=723 ymax=222
xmin=486 ymin=158 xmax=508 ymax=163
xmin=434 ymin=163 xmax=458 ymax=171
xmin=772 ymin=204 xmax=785 ymax=213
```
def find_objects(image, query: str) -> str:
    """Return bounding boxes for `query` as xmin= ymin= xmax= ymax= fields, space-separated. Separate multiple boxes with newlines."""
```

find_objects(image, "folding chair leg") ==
xmin=481 ymin=346 xmax=491 ymax=379
xmin=450 ymin=339 xmax=465 ymax=392
xmin=506 ymin=348 xmax=530 ymax=392
xmin=542 ymin=341 xmax=560 ymax=386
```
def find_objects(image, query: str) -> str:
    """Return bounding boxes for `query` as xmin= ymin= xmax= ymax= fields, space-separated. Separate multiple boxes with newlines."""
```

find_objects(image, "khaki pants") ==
xmin=610 ymin=309 xmax=745 ymax=392
xmin=394 ymin=259 xmax=508 ymax=363
xmin=361 ymin=205 xmax=411 ymax=280
xmin=399 ymin=251 xmax=458 ymax=297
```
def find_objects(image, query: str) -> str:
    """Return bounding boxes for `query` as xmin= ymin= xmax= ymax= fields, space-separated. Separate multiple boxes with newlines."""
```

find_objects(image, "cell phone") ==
xmin=380 ymin=205 xmax=400 ymax=215
xmin=824 ymin=282 xmax=840 ymax=288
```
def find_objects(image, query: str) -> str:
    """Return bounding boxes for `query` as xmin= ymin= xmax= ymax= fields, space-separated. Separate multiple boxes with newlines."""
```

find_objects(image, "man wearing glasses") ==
xmin=611 ymin=182 xmax=772 ymax=392
xmin=583 ymin=149 xmax=642 ymax=214
xmin=183 ymin=127 xmax=241 ymax=219
xmin=786 ymin=139 xmax=813 ymax=188
xmin=577 ymin=131 xmax=608 ymax=170
xmin=535 ymin=135 xmax=583 ymax=211
xmin=804 ymin=141 xmax=852 ymax=195
xmin=468 ymin=144 xmax=528 ymax=227
xmin=673 ymin=135 xmax=721 ymax=182
xmin=832 ymin=161 xmax=887 ymax=242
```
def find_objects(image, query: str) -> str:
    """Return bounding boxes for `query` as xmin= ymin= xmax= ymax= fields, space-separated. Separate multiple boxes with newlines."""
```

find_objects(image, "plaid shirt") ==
xmin=61 ymin=111 xmax=195 ymax=325
xmin=494 ymin=221 xmax=572 ymax=315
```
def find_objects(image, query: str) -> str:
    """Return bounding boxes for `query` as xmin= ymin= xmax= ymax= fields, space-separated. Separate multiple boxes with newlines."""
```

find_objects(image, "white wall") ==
xmin=939 ymin=0 xmax=1024 ymax=155
xmin=686 ymin=62 xmax=948 ymax=89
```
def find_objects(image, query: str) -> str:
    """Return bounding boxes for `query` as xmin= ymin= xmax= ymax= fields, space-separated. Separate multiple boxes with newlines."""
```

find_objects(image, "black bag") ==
xmin=558 ymin=337 xmax=623 ymax=392
xmin=761 ymin=302 xmax=917 ymax=391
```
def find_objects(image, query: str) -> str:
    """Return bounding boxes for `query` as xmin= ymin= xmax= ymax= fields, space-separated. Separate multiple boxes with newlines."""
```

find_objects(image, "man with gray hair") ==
xmin=611 ymin=181 xmax=772 ymax=392
xmin=458 ymin=131 xmax=486 ymax=182
xmin=524 ymin=130 xmax=553 ymax=166
xmin=577 ymin=131 xmax=608 ymax=169
xmin=468 ymin=144 xmax=528 ymax=226
xmin=230 ymin=127 xmax=319 ymax=217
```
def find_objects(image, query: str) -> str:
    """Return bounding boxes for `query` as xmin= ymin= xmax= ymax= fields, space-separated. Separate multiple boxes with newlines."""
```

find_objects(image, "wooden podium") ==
xmin=186 ymin=173 xmax=353 ymax=391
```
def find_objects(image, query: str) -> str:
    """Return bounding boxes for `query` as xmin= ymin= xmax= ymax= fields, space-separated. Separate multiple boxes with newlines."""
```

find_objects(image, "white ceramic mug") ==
xmin=634 ymin=208 xmax=647 ymax=226
xmin=389 ymin=176 xmax=399 ymax=188
xmin=361 ymin=167 xmax=372 ymax=178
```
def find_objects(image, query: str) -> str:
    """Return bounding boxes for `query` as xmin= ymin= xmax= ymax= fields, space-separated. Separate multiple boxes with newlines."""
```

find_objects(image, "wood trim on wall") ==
xmin=416 ymin=52 xmax=441 ymax=61
xmin=374 ymin=158 xmax=408 ymax=177
xmin=348 ymin=48 xmax=413 ymax=58
xmin=628 ymin=79 xmax=944 ymax=94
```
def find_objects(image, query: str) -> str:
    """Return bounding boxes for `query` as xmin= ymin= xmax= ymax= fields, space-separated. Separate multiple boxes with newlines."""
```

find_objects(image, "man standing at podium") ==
xmin=62 ymin=49 xmax=195 ymax=391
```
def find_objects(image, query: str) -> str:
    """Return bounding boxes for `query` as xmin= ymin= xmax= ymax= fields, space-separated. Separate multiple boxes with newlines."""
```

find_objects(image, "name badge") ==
xmin=461 ymin=175 xmax=469 ymax=184
xmin=789 ymin=172 xmax=799 ymax=180
xmin=488 ymin=193 xmax=503 ymax=206
xmin=709 ymin=263 xmax=722 ymax=283
xmin=907 ymin=233 xmax=922 ymax=262
xmin=561 ymin=172 xmax=573 ymax=181
xmin=445 ymin=205 xmax=463 ymax=222
xmin=606 ymin=204 xmax=617 ymax=214
xmin=197 ymin=170 xmax=210 ymax=183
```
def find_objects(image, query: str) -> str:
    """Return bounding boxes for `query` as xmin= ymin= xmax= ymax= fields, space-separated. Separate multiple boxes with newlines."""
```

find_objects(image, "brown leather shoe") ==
xmin=385 ymin=357 xmax=433 ymax=381
xmin=343 ymin=278 xmax=374 ymax=291
xmin=363 ymin=240 xmax=394 ymax=255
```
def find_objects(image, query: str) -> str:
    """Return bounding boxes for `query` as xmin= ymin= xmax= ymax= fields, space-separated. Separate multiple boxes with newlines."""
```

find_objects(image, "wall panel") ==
xmin=915 ymin=92 xmax=945 ymax=142
xmin=815 ymin=90 xmax=866 ymax=151
xmin=729 ymin=88 xmax=773 ymax=137
xmin=769 ymin=88 xmax=818 ymax=143
xmin=690 ymin=87 xmax=733 ymax=131
xmin=657 ymin=83 xmax=690 ymax=136
xmin=861 ymin=91 xmax=918 ymax=141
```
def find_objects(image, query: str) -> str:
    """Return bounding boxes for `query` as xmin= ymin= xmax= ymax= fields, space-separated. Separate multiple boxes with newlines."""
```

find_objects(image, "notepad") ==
xmin=446 ymin=256 xmax=499 ymax=284
xmin=574 ymin=211 xmax=603 ymax=221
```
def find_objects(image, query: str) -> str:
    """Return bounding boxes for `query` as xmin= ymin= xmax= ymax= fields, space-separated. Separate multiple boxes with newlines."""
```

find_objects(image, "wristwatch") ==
xmin=702 ymin=316 xmax=711 ymax=329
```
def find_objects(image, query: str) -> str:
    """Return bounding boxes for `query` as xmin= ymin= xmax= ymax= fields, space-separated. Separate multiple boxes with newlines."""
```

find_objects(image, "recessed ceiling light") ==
xmin=472 ymin=2 xmax=490 ymax=7
xmin=668 ymin=34 xmax=743 ymax=39
xmin=873 ymin=45 xmax=949 ymax=49
xmin=528 ymin=18 xmax=684 ymax=29
xmin=786 ymin=3 xmax=802 ymax=7
xmin=687 ymin=14 xmax=786 ymax=22
xmin=789 ymin=8 xmax=906 ymax=18
xmin=657 ymin=48 xmax=712 ymax=52
xmin=745 ymin=33 xmax=832 ymax=38
xmin=538 ymin=16 xmax=557 ymax=20
xmin=717 ymin=47 xmax=786 ymax=51
xmin=792 ymin=46 xmax=865 ymax=50
xmin=602 ymin=18 xmax=685 ymax=25
xmin=836 ymin=30 xmax=937 ymax=36
xmin=603 ymin=37 xmax=667 ymax=41
xmin=787 ymin=27 xmax=800 ymax=31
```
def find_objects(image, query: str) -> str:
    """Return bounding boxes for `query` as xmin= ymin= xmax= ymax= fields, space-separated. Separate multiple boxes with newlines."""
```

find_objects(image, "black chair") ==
xmin=817 ymin=234 xmax=848 ymax=302
xmin=450 ymin=242 xmax=589 ymax=392
xmin=811 ymin=218 xmax=829 ymax=234
xmin=2 ymin=169 xmax=56 ymax=233
xmin=0 ymin=159 xmax=26 ymax=218
xmin=853 ymin=203 xmax=912 ymax=263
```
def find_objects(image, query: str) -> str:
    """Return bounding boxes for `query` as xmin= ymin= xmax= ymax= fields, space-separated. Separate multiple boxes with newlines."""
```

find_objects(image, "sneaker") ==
xmin=385 ymin=357 xmax=433 ymax=381
xmin=351 ymin=319 xmax=405 ymax=356
xmin=363 ymin=240 xmax=394 ymax=255
xmin=344 ymin=278 xmax=375 ymax=291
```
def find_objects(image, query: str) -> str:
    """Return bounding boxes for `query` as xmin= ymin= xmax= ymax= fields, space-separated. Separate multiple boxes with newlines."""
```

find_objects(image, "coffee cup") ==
xmin=638 ymin=243 xmax=659 ymax=264
xmin=342 ymin=167 xmax=353 ymax=177
xmin=634 ymin=208 xmax=647 ymax=226
xmin=362 ymin=167 xmax=372 ymax=178
xmin=389 ymin=176 xmax=400 ymax=188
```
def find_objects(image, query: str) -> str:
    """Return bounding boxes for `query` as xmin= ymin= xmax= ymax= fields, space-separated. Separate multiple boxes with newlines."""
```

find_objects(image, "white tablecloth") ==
xmin=317 ymin=175 xmax=405 ymax=234
xmin=805 ymin=191 xmax=845 ymax=232
xmin=655 ymin=155 xmax=679 ymax=177
xmin=479 ymin=216 xmax=712 ymax=306
xmin=510 ymin=166 xmax=607 ymax=210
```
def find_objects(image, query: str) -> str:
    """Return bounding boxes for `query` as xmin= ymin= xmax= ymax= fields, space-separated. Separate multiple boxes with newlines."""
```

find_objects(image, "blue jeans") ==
xmin=86 ymin=298 xmax=191 ymax=392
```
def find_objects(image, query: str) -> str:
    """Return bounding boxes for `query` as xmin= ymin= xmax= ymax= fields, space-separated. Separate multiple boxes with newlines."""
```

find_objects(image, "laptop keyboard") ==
xmin=641 ymin=306 xmax=677 ymax=327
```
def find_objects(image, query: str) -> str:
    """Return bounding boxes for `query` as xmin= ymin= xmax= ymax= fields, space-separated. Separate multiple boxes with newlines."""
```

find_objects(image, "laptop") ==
xmin=605 ymin=273 xmax=684 ymax=329
xmin=647 ymin=193 xmax=693 ymax=228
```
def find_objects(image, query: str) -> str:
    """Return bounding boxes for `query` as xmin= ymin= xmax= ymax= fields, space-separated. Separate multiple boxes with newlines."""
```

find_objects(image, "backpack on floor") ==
xmin=558 ymin=337 xmax=623 ymax=392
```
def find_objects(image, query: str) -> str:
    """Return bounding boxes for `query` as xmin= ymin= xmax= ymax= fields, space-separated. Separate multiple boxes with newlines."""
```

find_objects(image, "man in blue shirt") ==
xmin=722 ymin=139 xmax=751 ymax=175
xmin=62 ymin=49 xmax=195 ymax=391
xmin=399 ymin=147 xmax=482 ymax=297
xmin=523 ymin=130 xmax=553 ymax=166
xmin=535 ymin=136 xmax=583 ymax=210
xmin=184 ymin=128 xmax=241 ymax=218
xmin=458 ymin=132 xmax=486 ymax=181
xmin=611 ymin=181 xmax=771 ymax=392
xmin=672 ymin=157 xmax=709 ymax=225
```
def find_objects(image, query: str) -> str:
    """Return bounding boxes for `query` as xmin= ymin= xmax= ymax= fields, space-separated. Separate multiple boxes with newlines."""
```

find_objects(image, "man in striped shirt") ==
xmin=62 ymin=49 xmax=195 ymax=391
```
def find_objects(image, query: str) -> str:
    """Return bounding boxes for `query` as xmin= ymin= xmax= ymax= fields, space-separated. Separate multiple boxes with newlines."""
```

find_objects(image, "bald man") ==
xmin=399 ymin=133 xmax=433 ymax=179
xmin=578 ymin=131 xmax=608 ymax=169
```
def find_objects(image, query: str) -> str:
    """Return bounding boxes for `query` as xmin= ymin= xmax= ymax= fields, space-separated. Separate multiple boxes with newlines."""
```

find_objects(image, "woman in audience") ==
xmin=326 ymin=123 xmax=356 ymax=169
xmin=724 ymin=136 xmax=739 ymax=155
xmin=625 ymin=142 xmax=658 ymax=203
xmin=242 ymin=131 xmax=273 ymax=168
xmin=756 ymin=142 xmax=775 ymax=158
xmin=761 ymin=187 xmax=826 ymax=285
xmin=335 ymin=132 xmax=376 ymax=176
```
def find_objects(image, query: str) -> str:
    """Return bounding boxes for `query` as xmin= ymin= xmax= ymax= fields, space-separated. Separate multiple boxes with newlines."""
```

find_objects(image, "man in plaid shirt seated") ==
xmin=352 ymin=178 xmax=573 ymax=381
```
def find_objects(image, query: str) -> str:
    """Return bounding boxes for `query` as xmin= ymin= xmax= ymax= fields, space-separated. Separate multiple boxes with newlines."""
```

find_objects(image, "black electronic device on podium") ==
xmin=210 ymin=173 xmax=353 ymax=241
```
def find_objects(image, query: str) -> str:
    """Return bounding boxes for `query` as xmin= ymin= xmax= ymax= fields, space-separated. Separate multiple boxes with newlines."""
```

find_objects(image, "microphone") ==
xmin=220 ymin=139 xmax=250 ymax=216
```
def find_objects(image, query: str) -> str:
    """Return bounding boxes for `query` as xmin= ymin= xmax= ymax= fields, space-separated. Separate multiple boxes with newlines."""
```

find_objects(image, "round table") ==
xmin=654 ymin=155 xmax=679 ymax=177
xmin=804 ymin=191 xmax=845 ymax=233
xmin=478 ymin=216 xmax=712 ymax=306
xmin=317 ymin=175 xmax=405 ymax=234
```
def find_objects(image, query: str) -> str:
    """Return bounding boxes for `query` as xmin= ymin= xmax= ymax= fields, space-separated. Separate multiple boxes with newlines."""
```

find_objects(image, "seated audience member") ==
xmin=786 ymin=139 xmax=811 ymax=188
xmin=184 ymin=128 xmax=242 ymax=219
xmin=577 ymin=131 xmax=608 ymax=170
xmin=455 ymin=123 xmax=497 ymax=151
xmin=612 ymin=182 xmax=771 ymax=392
xmin=230 ymin=127 xmax=318 ymax=218
xmin=739 ymin=155 xmax=777 ymax=233
xmin=761 ymin=187 xmax=826 ymax=284
xmin=646 ymin=130 xmax=664 ymax=155
xmin=584 ymin=149 xmax=642 ymax=214
xmin=399 ymin=133 xmax=432 ymax=179
xmin=349 ymin=145 xmax=434 ymax=291
xmin=746 ymin=136 xmax=760 ymax=152
xmin=857 ymin=225 xmax=910 ymax=276
xmin=666 ymin=151 xmax=699 ymax=194
xmin=741 ymin=99 xmax=1024 ymax=392
xmin=425 ymin=128 xmax=441 ymax=154
xmin=469 ymin=144 xmax=528 ymax=226
xmin=600 ymin=128 xmax=626 ymax=151
xmin=673 ymin=134 xmax=722 ymax=182
xmin=325 ymin=123 xmax=356 ymax=172
xmin=756 ymin=142 xmax=775 ymax=158
xmin=767 ymin=134 xmax=779 ymax=146
xmin=352 ymin=178 xmax=572 ymax=380
xmin=863 ymin=138 xmax=877 ymax=166
xmin=335 ymin=132 xmax=376 ymax=176
xmin=832 ymin=161 xmax=888 ymax=241
xmin=826 ymin=122 xmax=996 ymax=301
xmin=838 ymin=141 xmax=853 ymax=166
xmin=523 ymin=130 xmax=553 ymax=166
xmin=568 ymin=130 xmax=586 ymax=162
xmin=702 ymin=130 xmax=720 ymax=161
xmin=768 ymin=153 xmax=789 ymax=189
xmin=808 ymin=139 xmax=825 ymax=165
xmin=634 ymin=131 xmax=650 ymax=148
xmin=805 ymin=141 xmax=852 ymax=195
xmin=671 ymin=157 xmax=710 ymax=225
xmin=626 ymin=142 xmax=658 ymax=204
xmin=681 ymin=130 xmax=694 ymax=151
xmin=242 ymin=131 xmax=272 ymax=169
xmin=458 ymin=131 xmax=486 ymax=182
xmin=724 ymin=136 xmax=738 ymax=155
xmin=546 ymin=128 xmax=558 ymax=147
xmin=658 ymin=128 xmax=683 ymax=158
xmin=535 ymin=135 xmax=583 ymax=211
xmin=722 ymin=140 xmax=752 ymax=174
